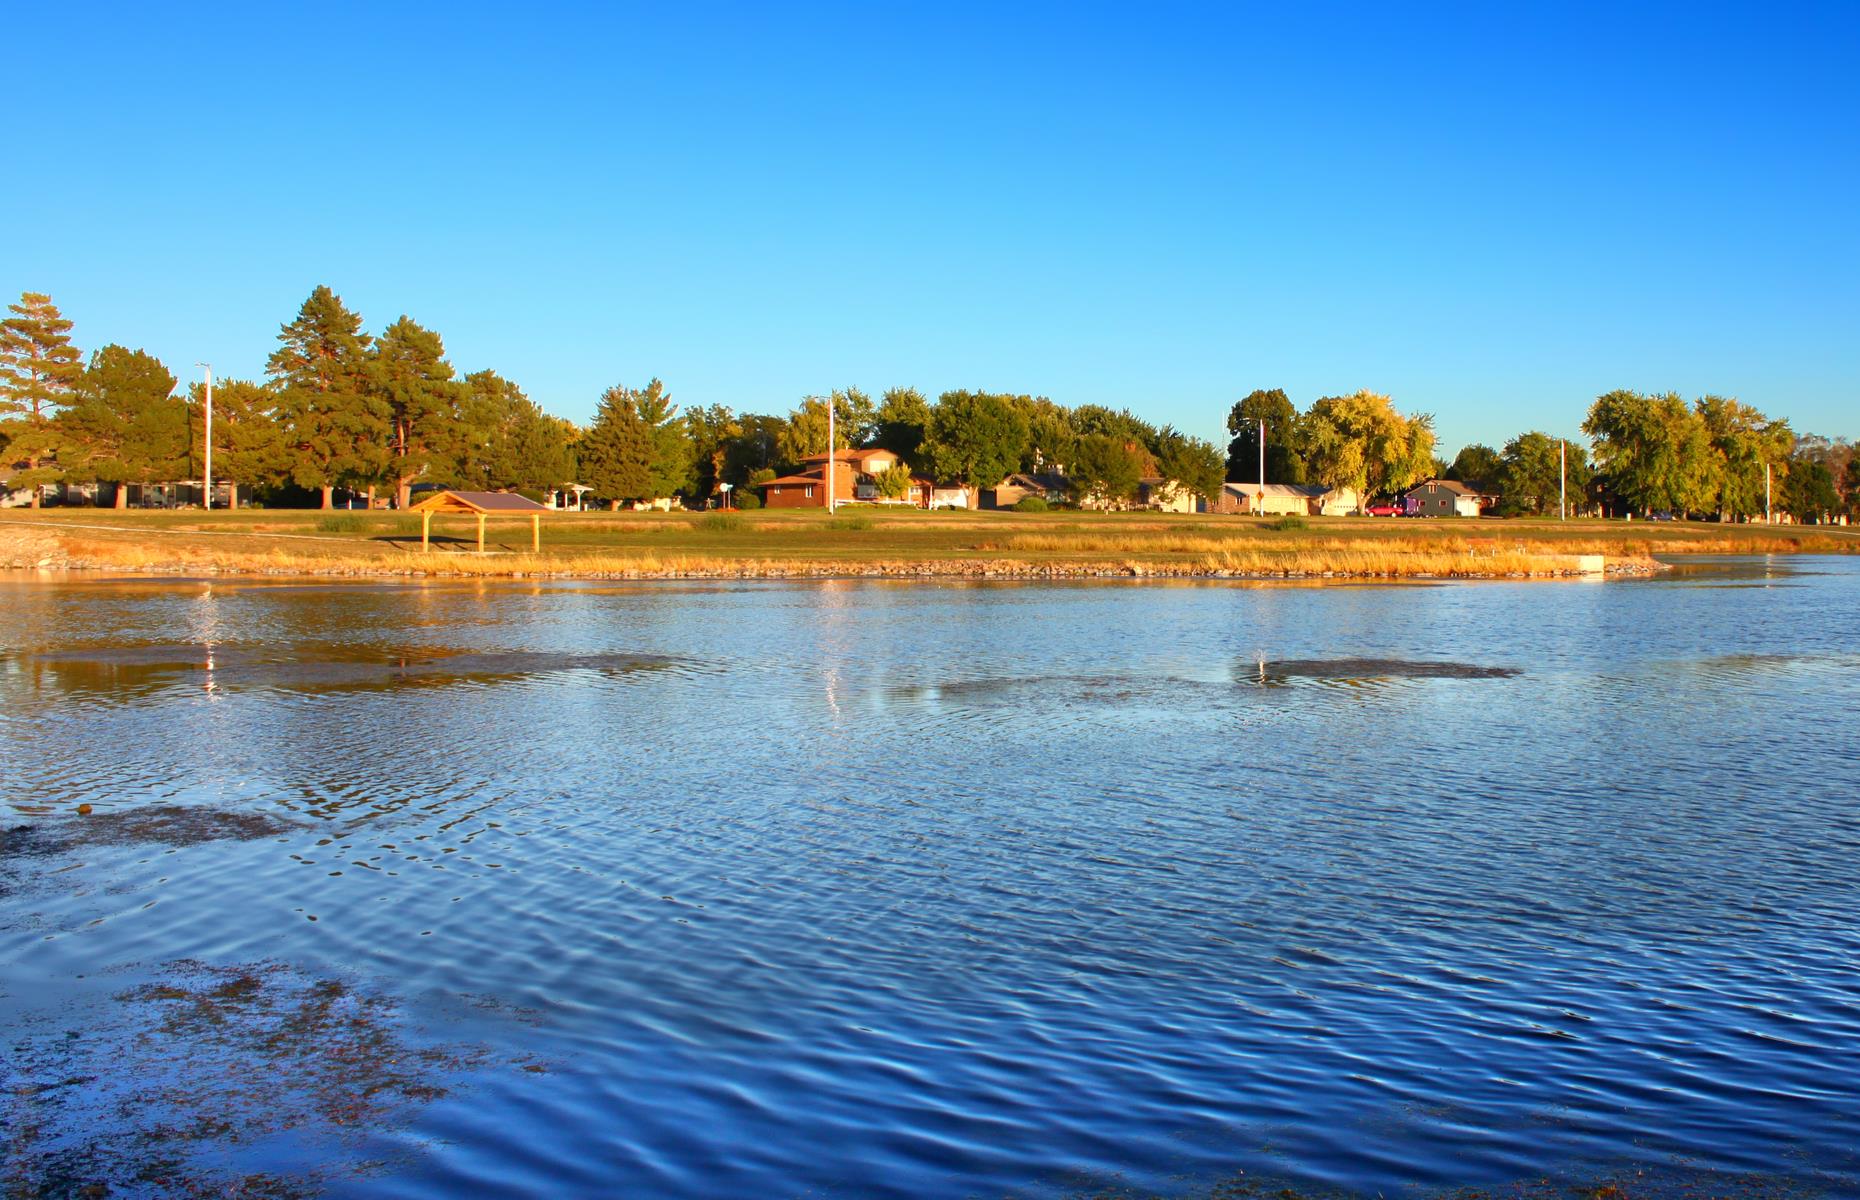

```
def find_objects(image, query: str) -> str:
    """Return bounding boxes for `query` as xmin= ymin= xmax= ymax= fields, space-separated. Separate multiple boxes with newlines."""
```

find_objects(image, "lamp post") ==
xmin=1256 ymin=418 xmax=1266 ymax=513
xmin=1560 ymin=439 xmax=1566 ymax=521
xmin=196 ymin=363 xmax=213 ymax=511
xmin=826 ymin=397 xmax=836 ymax=514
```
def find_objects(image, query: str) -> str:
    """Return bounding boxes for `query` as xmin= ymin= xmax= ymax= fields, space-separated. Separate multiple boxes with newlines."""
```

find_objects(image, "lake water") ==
xmin=3 ymin=558 xmax=1858 ymax=1199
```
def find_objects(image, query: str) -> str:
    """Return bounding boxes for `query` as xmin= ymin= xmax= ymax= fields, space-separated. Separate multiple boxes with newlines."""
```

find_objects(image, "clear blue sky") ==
xmin=9 ymin=1 xmax=1856 ymax=454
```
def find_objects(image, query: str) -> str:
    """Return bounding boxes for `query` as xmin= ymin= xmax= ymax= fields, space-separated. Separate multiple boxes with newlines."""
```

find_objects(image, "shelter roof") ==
xmin=411 ymin=490 xmax=550 ymax=514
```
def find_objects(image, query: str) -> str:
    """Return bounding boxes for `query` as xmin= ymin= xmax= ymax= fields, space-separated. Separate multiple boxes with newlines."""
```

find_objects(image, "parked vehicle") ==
xmin=1365 ymin=504 xmax=1402 ymax=517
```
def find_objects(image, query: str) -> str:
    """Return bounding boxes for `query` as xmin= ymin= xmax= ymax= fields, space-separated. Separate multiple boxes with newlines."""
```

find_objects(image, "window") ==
xmin=805 ymin=486 xmax=814 ymax=498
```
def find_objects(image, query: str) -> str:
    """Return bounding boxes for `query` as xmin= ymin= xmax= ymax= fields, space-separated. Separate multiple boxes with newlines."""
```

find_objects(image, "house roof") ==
xmin=1222 ymin=482 xmax=1334 ymax=500
xmin=411 ymin=490 xmax=549 ymax=514
xmin=1410 ymin=478 xmax=1481 ymax=497
xmin=799 ymin=448 xmax=899 ymax=464
xmin=760 ymin=472 xmax=825 ymax=487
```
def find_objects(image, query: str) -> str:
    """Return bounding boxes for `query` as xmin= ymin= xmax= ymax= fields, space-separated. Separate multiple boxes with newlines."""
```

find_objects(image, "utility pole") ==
xmin=1560 ymin=439 xmax=1567 ymax=521
xmin=196 ymin=363 xmax=213 ymax=511
xmin=1766 ymin=461 xmax=1772 ymax=525
xmin=1257 ymin=418 xmax=1266 ymax=512
xmin=826 ymin=397 xmax=836 ymax=514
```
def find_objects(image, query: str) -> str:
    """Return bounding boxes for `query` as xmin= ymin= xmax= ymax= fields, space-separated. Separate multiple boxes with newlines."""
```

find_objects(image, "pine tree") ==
xmin=58 ymin=346 xmax=184 ymax=506
xmin=372 ymin=316 xmax=463 ymax=508
xmin=0 ymin=292 xmax=84 ymax=506
xmin=188 ymin=378 xmax=285 ymax=508
xmin=579 ymin=384 xmax=654 ymax=506
xmin=266 ymin=286 xmax=383 ymax=509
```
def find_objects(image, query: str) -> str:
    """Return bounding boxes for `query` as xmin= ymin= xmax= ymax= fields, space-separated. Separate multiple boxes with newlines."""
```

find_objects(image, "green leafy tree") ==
xmin=1301 ymin=391 xmax=1435 ymax=509
xmin=872 ymin=387 xmax=932 ymax=464
xmin=1446 ymin=444 xmax=1502 ymax=492
xmin=0 ymin=292 xmax=84 ymax=506
xmin=921 ymin=390 xmax=1029 ymax=487
xmin=1068 ymin=433 xmax=1146 ymax=508
xmin=1781 ymin=457 xmax=1838 ymax=523
xmin=579 ymin=383 xmax=655 ymax=506
xmin=1225 ymin=388 xmax=1304 ymax=484
xmin=1843 ymin=456 xmax=1860 ymax=521
xmin=874 ymin=463 xmax=916 ymax=500
xmin=724 ymin=414 xmax=785 ymax=485
xmin=1584 ymin=390 xmax=1721 ymax=518
xmin=778 ymin=389 xmax=876 ymax=462
xmin=1020 ymin=397 xmax=1078 ymax=475
xmin=457 ymin=370 xmax=570 ymax=493
xmin=372 ymin=316 xmax=464 ymax=508
xmin=57 ymin=346 xmax=185 ymax=506
xmin=1697 ymin=395 xmax=1792 ymax=521
xmin=1496 ymin=432 xmax=1591 ymax=516
xmin=266 ymin=286 xmax=383 ymax=509
xmin=1154 ymin=426 xmax=1226 ymax=504
xmin=685 ymin=404 xmax=743 ymax=501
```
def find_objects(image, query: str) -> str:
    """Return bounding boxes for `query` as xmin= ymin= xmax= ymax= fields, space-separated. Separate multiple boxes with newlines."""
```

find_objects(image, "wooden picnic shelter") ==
xmin=410 ymin=490 xmax=550 ymax=553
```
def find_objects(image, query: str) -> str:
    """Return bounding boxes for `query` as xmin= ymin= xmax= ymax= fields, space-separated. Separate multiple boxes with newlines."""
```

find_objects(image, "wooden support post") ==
xmin=421 ymin=510 xmax=431 ymax=550
xmin=531 ymin=513 xmax=540 ymax=552
xmin=476 ymin=513 xmax=486 ymax=554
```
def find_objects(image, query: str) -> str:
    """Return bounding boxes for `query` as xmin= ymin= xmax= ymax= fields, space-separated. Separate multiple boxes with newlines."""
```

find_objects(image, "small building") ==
xmin=760 ymin=448 xmax=905 ymax=509
xmin=927 ymin=483 xmax=973 ymax=510
xmin=983 ymin=472 xmax=1068 ymax=510
xmin=1404 ymin=478 xmax=1486 ymax=518
xmin=1212 ymin=482 xmax=1361 ymax=516
xmin=1137 ymin=477 xmax=1200 ymax=513
xmin=411 ymin=489 xmax=551 ymax=551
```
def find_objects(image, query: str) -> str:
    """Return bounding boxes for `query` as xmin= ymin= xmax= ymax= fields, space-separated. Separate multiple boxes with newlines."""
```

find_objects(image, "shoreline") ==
xmin=8 ymin=509 xmax=1852 ymax=584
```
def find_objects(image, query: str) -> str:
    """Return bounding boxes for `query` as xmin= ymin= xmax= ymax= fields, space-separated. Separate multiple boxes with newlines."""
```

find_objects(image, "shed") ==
xmin=410 ymin=490 xmax=550 ymax=552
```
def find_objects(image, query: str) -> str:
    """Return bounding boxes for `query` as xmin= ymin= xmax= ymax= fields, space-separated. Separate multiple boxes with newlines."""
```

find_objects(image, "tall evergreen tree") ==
xmin=579 ymin=383 xmax=654 ymax=506
xmin=189 ymin=378 xmax=285 ymax=508
xmin=372 ymin=315 xmax=463 ymax=507
xmin=633 ymin=379 xmax=693 ymax=499
xmin=266 ymin=286 xmax=382 ymax=509
xmin=0 ymin=292 xmax=84 ymax=506
xmin=57 ymin=346 xmax=185 ymax=506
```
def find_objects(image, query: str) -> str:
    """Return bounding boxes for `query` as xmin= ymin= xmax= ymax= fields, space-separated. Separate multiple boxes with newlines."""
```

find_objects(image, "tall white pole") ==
xmin=1560 ymin=439 xmax=1567 ymax=521
xmin=826 ymin=397 xmax=836 ymax=514
xmin=197 ymin=363 xmax=213 ymax=511
xmin=1257 ymin=417 xmax=1266 ymax=511
xmin=1766 ymin=462 xmax=1772 ymax=525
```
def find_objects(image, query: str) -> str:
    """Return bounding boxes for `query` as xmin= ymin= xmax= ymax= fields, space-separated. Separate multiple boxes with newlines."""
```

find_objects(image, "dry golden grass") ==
xmin=6 ymin=507 xmax=1852 ymax=581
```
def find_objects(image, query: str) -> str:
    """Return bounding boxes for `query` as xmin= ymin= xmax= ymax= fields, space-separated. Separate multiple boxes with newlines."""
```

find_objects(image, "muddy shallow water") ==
xmin=2 ymin=560 xmax=1858 ymax=1198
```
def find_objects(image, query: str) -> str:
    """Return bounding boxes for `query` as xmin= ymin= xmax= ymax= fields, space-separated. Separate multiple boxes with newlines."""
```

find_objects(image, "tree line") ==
xmin=0 ymin=288 xmax=1231 ymax=511
xmin=1228 ymin=387 xmax=1857 ymax=523
xmin=4 ymin=287 xmax=1853 ymax=520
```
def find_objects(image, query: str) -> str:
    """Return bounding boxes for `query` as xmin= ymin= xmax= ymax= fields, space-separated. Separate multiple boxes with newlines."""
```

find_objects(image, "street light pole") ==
xmin=196 ymin=363 xmax=213 ymax=511
xmin=1257 ymin=418 xmax=1266 ymax=512
xmin=1560 ymin=439 xmax=1567 ymax=521
xmin=826 ymin=397 xmax=836 ymax=514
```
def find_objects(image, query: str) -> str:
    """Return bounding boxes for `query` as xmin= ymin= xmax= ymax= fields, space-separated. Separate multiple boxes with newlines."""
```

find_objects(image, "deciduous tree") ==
xmin=1225 ymin=388 xmax=1304 ymax=484
xmin=873 ymin=387 xmax=931 ymax=465
xmin=1496 ymin=432 xmax=1591 ymax=516
xmin=921 ymin=390 xmax=1029 ymax=488
xmin=1068 ymin=433 xmax=1146 ymax=508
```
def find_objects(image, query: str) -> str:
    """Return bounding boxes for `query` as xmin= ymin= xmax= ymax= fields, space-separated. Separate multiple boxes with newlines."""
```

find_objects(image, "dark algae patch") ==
xmin=10 ymin=643 xmax=688 ymax=699
xmin=1246 ymin=657 xmax=1523 ymax=684
xmin=2 ymin=961 xmax=539 ymax=1199
xmin=2 ymin=805 xmax=296 ymax=855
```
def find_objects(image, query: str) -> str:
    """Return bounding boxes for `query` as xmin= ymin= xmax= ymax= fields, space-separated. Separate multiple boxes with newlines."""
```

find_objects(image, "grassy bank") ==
xmin=1 ymin=507 xmax=1853 ymax=582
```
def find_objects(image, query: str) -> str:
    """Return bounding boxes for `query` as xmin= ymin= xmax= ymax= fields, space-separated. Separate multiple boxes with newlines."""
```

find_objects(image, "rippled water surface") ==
xmin=4 ymin=559 xmax=1859 ymax=1198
